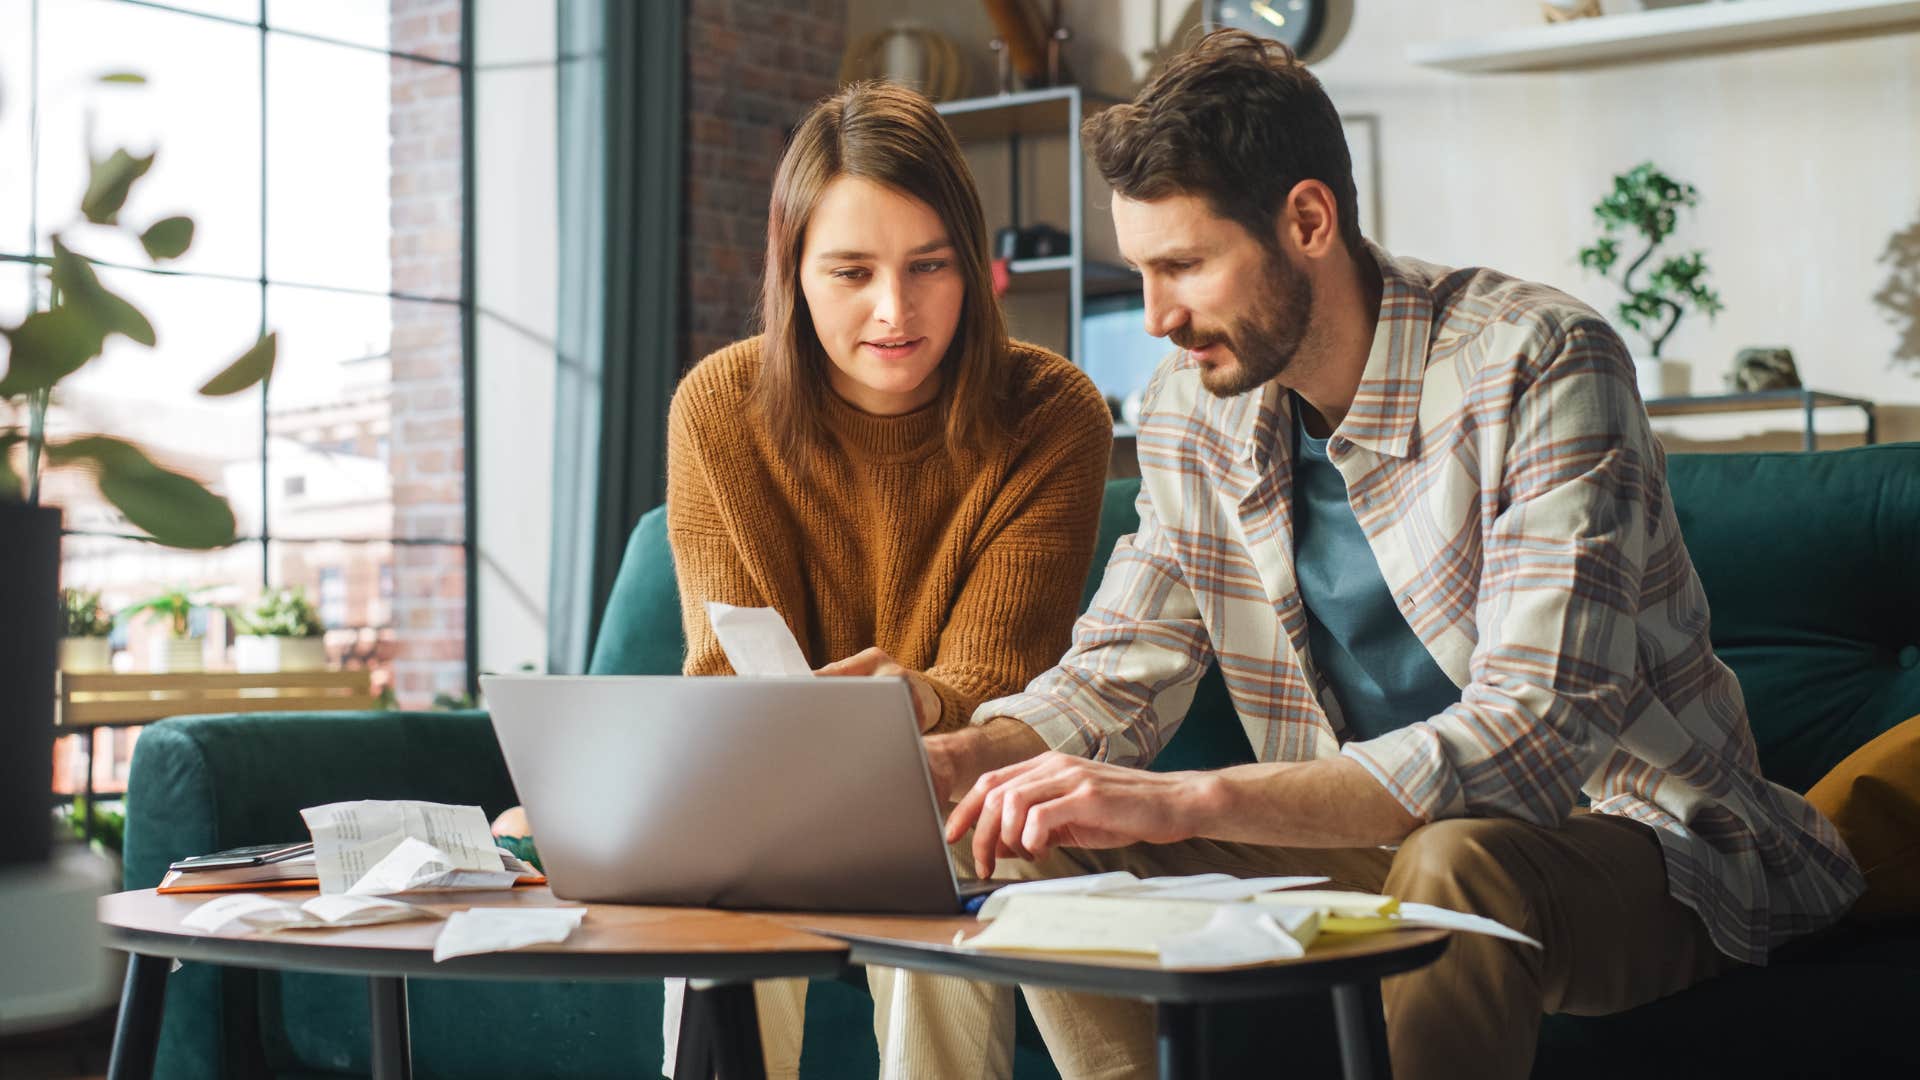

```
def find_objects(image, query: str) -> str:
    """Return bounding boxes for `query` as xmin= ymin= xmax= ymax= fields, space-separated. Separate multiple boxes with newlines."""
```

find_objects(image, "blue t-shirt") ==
xmin=1291 ymin=401 xmax=1460 ymax=741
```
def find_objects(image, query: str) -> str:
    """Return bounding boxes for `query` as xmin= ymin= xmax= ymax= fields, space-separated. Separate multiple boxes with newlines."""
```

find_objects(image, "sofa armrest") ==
xmin=122 ymin=709 xmax=514 ymax=892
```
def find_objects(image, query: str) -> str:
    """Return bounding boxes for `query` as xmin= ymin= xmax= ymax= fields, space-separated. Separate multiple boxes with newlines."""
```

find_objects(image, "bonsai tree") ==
xmin=1874 ymin=207 xmax=1920 ymax=369
xmin=60 ymin=588 xmax=112 ymax=638
xmin=122 ymin=586 xmax=208 ymax=640
xmin=0 ymin=71 xmax=276 ymax=548
xmin=1577 ymin=162 xmax=1724 ymax=360
xmin=230 ymin=586 xmax=325 ymax=638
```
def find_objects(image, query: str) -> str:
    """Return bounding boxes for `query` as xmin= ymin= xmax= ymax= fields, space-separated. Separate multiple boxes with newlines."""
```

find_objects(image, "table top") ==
xmin=768 ymin=912 xmax=1451 ymax=1004
xmin=100 ymin=887 xmax=1449 ymax=998
xmin=98 ymin=887 xmax=849 ymax=982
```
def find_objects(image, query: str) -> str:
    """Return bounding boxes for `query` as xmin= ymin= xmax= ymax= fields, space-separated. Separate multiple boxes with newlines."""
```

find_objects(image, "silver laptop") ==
xmin=480 ymin=674 xmax=996 ymax=914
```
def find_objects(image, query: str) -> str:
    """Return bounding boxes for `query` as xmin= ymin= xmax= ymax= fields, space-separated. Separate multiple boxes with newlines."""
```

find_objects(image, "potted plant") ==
xmin=1 ymin=71 xmax=274 ymax=866
xmin=231 ymin=587 xmax=329 ymax=672
xmin=122 ymin=587 xmax=212 ymax=673
xmin=59 ymin=588 xmax=114 ymax=673
xmin=1577 ymin=161 xmax=1724 ymax=399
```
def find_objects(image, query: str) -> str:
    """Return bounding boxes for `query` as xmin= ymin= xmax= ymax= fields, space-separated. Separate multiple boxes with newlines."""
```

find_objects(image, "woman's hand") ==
xmin=490 ymin=805 xmax=531 ymax=838
xmin=815 ymin=647 xmax=943 ymax=733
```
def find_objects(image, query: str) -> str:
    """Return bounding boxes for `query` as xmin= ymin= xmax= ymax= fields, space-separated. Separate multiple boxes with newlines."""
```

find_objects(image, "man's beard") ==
xmin=1172 ymin=248 xmax=1314 ymax=398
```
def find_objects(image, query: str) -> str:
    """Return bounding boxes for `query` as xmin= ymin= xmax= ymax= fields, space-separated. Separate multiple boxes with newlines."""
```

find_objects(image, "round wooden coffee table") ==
xmin=97 ymin=886 xmax=849 ymax=1080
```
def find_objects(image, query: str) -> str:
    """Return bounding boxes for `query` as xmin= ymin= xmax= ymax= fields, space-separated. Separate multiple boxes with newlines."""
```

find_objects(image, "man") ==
xmin=922 ymin=30 xmax=1862 ymax=1080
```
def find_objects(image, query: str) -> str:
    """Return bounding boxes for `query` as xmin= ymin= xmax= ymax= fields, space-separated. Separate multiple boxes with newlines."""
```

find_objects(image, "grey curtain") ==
xmin=549 ymin=0 xmax=685 ymax=672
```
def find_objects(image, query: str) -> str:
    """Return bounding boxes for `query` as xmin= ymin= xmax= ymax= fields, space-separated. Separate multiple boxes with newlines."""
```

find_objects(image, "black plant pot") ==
xmin=0 ymin=501 xmax=60 ymax=868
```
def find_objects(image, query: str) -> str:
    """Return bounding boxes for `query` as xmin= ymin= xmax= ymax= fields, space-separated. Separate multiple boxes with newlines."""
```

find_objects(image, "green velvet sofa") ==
xmin=122 ymin=445 xmax=1920 ymax=1078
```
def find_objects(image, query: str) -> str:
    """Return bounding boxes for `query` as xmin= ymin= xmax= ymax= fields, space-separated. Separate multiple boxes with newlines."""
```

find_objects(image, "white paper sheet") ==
xmin=973 ymin=872 xmax=1332 ymax=918
xmin=1155 ymin=903 xmax=1317 ymax=968
xmin=1393 ymin=902 xmax=1542 ymax=949
xmin=300 ymin=800 xmax=507 ymax=894
xmin=704 ymin=601 xmax=814 ymax=677
xmin=961 ymin=895 xmax=1226 ymax=955
xmin=1251 ymin=890 xmax=1399 ymax=918
xmin=183 ymin=892 xmax=435 ymax=934
xmin=432 ymin=906 xmax=587 ymax=962
xmin=345 ymin=836 xmax=522 ymax=896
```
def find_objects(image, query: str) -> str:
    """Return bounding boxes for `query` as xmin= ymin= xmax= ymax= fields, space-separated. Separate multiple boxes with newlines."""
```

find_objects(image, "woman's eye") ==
xmin=912 ymin=260 xmax=949 ymax=274
xmin=830 ymin=268 xmax=869 ymax=282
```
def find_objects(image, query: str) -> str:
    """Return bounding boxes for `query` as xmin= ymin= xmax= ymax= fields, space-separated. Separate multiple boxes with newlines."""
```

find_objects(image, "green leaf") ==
xmin=0 ymin=306 xmax=105 ymax=397
xmin=51 ymin=237 xmax=156 ymax=347
xmin=46 ymin=436 xmax=236 ymax=549
xmin=138 ymin=216 xmax=194 ymax=261
xmin=98 ymin=72 xmax=146 ymax=84
xmin=81 ymin=148 xmax=155 ymax=226
xmin=198 ymin=332 xmax=275 ymax=396
xmin=0 ymin=430 xmax=22 ymax=501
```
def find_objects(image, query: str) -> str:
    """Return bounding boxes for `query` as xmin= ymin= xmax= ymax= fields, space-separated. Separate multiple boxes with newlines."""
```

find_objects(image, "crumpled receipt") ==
xmin=432 ymin=906 xmax=587 ymax=962
xmin=300 ymin=800 xmax=522 ymax=895
xmin=704 ymin=601 xmax=813 ymax=676
xmin=183 ymin=892 xmax=435 ymax=935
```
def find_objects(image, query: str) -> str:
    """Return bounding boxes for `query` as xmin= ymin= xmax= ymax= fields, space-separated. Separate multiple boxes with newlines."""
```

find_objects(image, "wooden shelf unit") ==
xmin=1408 ymin=0 xmax=1920 ymax=74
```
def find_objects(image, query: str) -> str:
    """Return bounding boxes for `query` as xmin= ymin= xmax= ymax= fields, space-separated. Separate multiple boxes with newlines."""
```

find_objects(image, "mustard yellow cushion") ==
xmin=1805 ymin=714 xmax=1920 ymax=921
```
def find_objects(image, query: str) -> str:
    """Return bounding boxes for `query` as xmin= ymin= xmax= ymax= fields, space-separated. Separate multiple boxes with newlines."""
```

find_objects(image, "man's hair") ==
xmin=754 ymin=81 xmax=1011 ymax=464
xmin=1082 ymin=29 xmax=1361 ymax=255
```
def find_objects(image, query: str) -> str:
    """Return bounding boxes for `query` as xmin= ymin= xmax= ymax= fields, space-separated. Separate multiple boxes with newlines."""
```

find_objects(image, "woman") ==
xmin=496 ymin=80 xmax=1111 ymax=1075
xmin=660 ymin=80 xmax=1112 ymax=1078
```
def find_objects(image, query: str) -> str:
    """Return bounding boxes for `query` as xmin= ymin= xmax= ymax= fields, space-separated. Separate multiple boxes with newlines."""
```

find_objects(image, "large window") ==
xmin=3 ymin=0 xmax=473 ymax=790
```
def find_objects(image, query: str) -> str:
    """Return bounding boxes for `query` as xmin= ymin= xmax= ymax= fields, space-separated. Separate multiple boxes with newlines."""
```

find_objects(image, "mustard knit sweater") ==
xmin=665 ymin=337 xmax=1113 ymax=733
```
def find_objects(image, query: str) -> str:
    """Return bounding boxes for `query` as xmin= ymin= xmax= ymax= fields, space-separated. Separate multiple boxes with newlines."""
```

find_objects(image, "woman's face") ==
xmin=799 ymin=175 xmax=964 ymax=416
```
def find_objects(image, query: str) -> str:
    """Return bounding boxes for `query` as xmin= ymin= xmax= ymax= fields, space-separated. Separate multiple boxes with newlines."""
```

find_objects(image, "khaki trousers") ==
xmin=898 ymin=813 xmax=1732 ymax=1080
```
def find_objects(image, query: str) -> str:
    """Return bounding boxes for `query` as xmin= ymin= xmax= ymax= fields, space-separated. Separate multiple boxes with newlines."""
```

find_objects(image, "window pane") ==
xmin=46 ymin=270 xmax=263 ymax=535
xmin=265 ymin=286 xmax=464 ymax=541
xmin=266 ymin=38 xmax=461 ymax=297
xmin=269 ymin=0 xmax=460 ymax=58
xmin=1 ymin=0 xmax=31 ymax=257
xmin=35 ymin=0 xmax=262 ymax=279
xmin=138 ymin=1 xmax=262 ymax=20
xmin=270 ymin=538 xmax=465 ymax=709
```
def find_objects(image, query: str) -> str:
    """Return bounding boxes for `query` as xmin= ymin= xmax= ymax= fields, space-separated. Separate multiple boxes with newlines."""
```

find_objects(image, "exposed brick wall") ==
xmin=681 ymin=0 xmax=847 ymax=367
xmin=389 ymin=0 xmax=467 ymax=706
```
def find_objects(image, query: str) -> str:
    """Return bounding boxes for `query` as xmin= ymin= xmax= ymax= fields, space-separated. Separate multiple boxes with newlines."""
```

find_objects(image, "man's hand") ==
xmin=490 ymin=805 xmax=530 ymax=838
xmin=946 ymin=753 xmax=1218 ymax=878
xmin=816 ymin=647 xmax=943 ymax=733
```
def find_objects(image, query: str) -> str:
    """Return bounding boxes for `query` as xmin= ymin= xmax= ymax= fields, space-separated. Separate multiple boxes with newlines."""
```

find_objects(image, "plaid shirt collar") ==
xmin=1203 ymin=241 xmax=1435 ymax=469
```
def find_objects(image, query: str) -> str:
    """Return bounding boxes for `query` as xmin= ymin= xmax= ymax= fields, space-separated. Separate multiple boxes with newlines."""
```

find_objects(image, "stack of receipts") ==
xmin=299 ymin=800 xmax=536 ymax=896
xmin=961 ymin=872 xmax=1540 ymax=969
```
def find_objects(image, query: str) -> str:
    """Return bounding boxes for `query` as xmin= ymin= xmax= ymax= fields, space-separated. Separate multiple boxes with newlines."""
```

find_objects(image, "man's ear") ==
xmin=1279 ymin=179 xmax=1342 ymax=259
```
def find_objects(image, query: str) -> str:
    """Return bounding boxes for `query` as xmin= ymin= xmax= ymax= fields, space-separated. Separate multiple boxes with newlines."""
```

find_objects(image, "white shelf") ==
xmin=1408 ymin=0 xmax=1920 ymax=74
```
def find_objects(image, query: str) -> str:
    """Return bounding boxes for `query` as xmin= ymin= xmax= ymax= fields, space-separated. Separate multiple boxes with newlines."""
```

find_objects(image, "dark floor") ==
xmin=0 ymin=1008 xmax=115 ymax=1080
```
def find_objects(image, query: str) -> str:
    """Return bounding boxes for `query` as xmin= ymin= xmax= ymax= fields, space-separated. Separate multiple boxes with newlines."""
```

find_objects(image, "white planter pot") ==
xmin=1636 ymin=357 xmax=1691 ymax=402
xmin=58 ymin=637 xmax=112 ymax=673
xmin=152 ymin=637 xmax=204 ymax=674
xmin=235 ymin=635 xmax=327 ymax=673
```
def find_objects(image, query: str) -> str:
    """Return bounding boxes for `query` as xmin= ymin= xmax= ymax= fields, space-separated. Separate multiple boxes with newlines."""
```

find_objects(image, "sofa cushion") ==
xmin=1805 ymin=713 xmax=1920 ymax=920
xmin=1666 ymin=446 xmax=1920 ymax=792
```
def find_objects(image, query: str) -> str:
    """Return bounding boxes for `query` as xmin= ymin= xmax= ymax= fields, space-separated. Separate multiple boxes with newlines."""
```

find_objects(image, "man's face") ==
xmin=1112 ymin=192 xmax=1314 ymax=398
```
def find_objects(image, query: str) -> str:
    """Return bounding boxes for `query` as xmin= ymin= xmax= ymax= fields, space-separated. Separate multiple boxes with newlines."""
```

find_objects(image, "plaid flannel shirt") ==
xmin=977 ymin=244 xmax=1862 ymax=964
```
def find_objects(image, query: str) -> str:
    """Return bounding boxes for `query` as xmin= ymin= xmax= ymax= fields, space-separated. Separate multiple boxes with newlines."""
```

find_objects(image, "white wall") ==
xmin=473 ymin=0 xmax=559 ymax=675
xmin=850 ymin=0 xmax=1920 ymax=448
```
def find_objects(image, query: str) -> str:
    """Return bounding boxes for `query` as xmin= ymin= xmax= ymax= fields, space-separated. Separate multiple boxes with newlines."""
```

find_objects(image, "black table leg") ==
xmin=1331 ymin=980 xmax=1392 ymax=1080
xmin=368 ymin=975 xmax=413 ymax=1080
xmin=686 ymin=981 xmax=766 ymax=1080
xmin=1156 ymin=1000 xmax=1208 ymax=1080
xmin=106 ymin=953 xmax=169 ymax=1080
xmin=674 ymin=982 xmax=716 ymax=1079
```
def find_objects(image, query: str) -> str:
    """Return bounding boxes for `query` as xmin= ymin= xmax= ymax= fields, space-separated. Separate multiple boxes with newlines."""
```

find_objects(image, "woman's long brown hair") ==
xmin=752 ymin=81 xmax=1012 ymax=464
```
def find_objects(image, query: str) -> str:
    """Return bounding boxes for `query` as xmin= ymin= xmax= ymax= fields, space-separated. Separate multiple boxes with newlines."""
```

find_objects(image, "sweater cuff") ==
xmin=921 ymin=673 xmax=975 ymax=736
